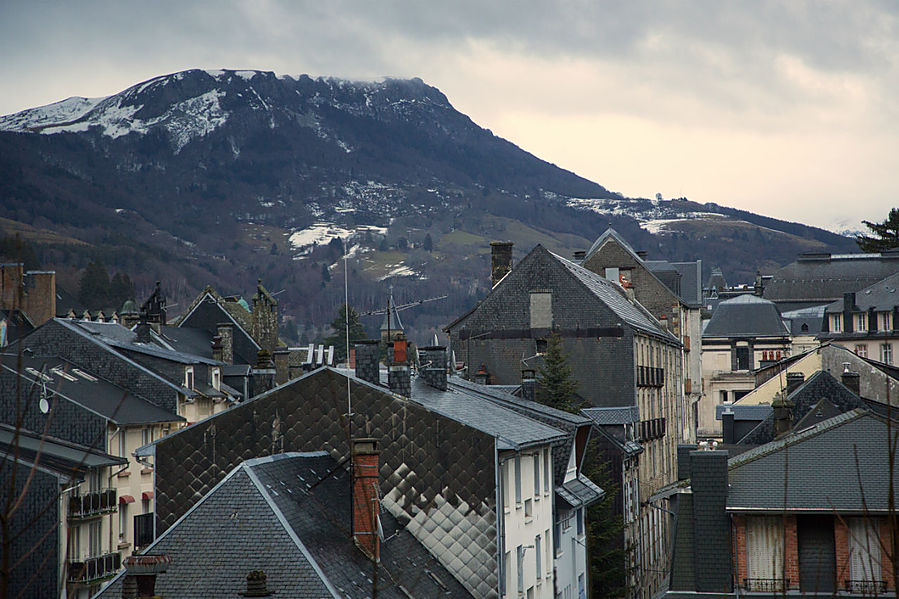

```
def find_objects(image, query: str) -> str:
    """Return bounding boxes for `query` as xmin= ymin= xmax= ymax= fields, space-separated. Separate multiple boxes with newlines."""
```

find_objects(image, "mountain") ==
xmin=0 ymin=69 xmax=856 ymax=342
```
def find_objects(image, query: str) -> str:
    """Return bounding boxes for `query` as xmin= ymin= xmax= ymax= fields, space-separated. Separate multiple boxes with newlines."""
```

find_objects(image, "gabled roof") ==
xmin=0 ymin=423 xmax=125 ymax=480
xmin=551 ymin=250 xmax=677 ymax=341
xmin=727 ymin=410 xmax=899 ymax=512
xmin=585 ymin=227 xmax=639 ymax=261
xmin=702 ymin=294 xmax=789 ymax=338
xmin=582 ymin=405 xmax=640 ymax=426
xmin=0 ymin=353 xmax=183 ymax=425
xmin=825 ymin=270 xmax=899 ymax=312
xmin=556 ymin=475 xmax=605 ymax=509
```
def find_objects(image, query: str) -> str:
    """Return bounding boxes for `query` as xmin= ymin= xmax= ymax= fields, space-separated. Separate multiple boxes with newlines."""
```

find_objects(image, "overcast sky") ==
xmin=2 ymin=1 xmax=897 ymax=231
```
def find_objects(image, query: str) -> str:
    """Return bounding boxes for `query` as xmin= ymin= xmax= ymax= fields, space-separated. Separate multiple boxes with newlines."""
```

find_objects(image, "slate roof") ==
xmin=780 ymin=304 xmax=826 ymax=335
xmin=0 ymin=423 xmax=125 ymax=478
xmin=825 ymin=270 xmax=899 ymax=312
xmin=715 ymin=404 xmax=772 ymax=421
xmin=153 ymin=325 xmax=216 ymax=359
xmin=582 ymin=405 xmax=640 ymax=425
xmin=95 ymin=452 xmax=473 ymax=599
xmin=585 ymin=228 xmax=639 ymax=260
xmin=556 ymin=475 xmax=605 ymax=509
xmin=763 ymin=252 xmax=899 ymax=304
xmin=71 ymin=320 xmax=221 ymax=365
xmin=0 ymin=353 xmax=184 ymax=425
xmin=552 ymin=250 xmax=677 ymax=341
xmin=727 ymin=410 xmax=899 ymax=512
xmin=671 ymin=261 xmax=703 ymax=305
xmin=410 ymin=376 xmax=567 ymax=450
xmin=737 ymin=370 xmax=865 ymax=445
xmin=702 ymin=294 xmax=789 ymax=338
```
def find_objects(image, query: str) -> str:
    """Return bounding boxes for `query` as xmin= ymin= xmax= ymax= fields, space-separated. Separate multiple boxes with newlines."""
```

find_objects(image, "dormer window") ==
xmin=184 ymin=366 xmax=194 ymax=390
xmin=856 ymin=313 xmax=867 ymax=332
xmin=831 ymin=314 xmax=842 ymax=332
xmin=211 ymin=367 xmax=221 ymax=391
xmin=880 ymin=311 xmax=893 ymax=332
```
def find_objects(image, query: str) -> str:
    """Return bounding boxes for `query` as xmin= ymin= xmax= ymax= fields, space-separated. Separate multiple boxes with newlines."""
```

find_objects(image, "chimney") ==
xmin=572 ymin=250 xmax=586 ymax=262
xmin=520 ymin=369 xmax=536 ymax=402
xmin=273 ymin=348 xmax=290 ymax=385
xmin=785 ymin=371 xmax=805 ymax=396
xmin=217 ymin=323 xmax=234 ymax=365
xmin=212 ymin=334 xmax=224 ymax=362
xmin=121 ymin=554 xmax=171 ymax=599
xmin=474 ymin=363 xmax=489 ymax=386
xmin=689 ymin=450 xmax=732 ymax=592
xmin=659 ymin=314 xmax=668 ymax=332
xmin=676 ymin=444 xmax=693 ymax=481
xmin=352 ymin=438 xmax=380 ymax=561
xmin=243 ymin=570 xmax=271 ymax=597
xmin=844 ymin=292 xmax=856 ymax=332
xmin=721 ymin=406 xmax=735 ymax=445
xmin=251 ymin=349 xmax=276 ymax=396
xmin=388 ymin=337 xmax=411 ymax=397
xmin=841 ymin=362 xmax=861 ymax=396
xmin=772 ymin=396 xmax=794 ymax=438
xmin=490 ymin=241 xmax=514 ymax=287
xmin=636 ymin=250 xmax=648 ymax=260
xmin=418 ymin=346 xmax=447 ymax=391
xmin=135 ymin=322 xmax=151 ymax=343
xmin=355 ymin=340 xmax=381 ymax=386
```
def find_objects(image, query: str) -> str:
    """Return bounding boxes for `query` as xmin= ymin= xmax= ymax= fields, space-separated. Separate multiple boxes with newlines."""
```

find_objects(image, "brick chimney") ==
xmin=121 ymin=554 xmax=171 ymax=599
xmin=352 ymin=438 xmax=380 ymax=561
xmin=520 ymin=369 xmax=536 ymax=402
xmin=216 ymin=323 xmax=234 ymax=365
xmin=841 ymin=362 xmax=860 ymax=396
xmin=490 ymin=241 xmax=513 ymax=287
xmin=418 ymin=346 xmax=447 ymax=391
xmin=355 ymin=340 xmax=381 ymax=386
xmin=388 ymin=336 xmax=411 ymax=397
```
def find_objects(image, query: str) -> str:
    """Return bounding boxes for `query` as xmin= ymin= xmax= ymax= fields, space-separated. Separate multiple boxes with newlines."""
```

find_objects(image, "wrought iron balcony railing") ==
xmin=844 ymin=579 xmax=888 ymax=595
xmin=743 ymin=577 xmax=789 ymax=592
xmin=68 ymin=552 xmax=121 ymax=584
xmin=68 ymin=489 xmax=117 ymax=519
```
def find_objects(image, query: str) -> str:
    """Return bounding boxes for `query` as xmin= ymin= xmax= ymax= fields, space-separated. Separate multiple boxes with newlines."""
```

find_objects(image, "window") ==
xmin=848 ymin=518 xmax=881 ymax=588
xmin=503 ymin=551 xmax=510 ymax=595
xmin=856 ymin=344 xmax=868 ymax=358
xmin=536 ymin=338 xmax=548 ymax=355
xmin=533 ymin=453 xmax=540 ymax=498
xmin=118 ymin=429 xmax=127 ymax=458
xmin=578 ymin=574 xmax=586 ymax=599
xmin=544 ymin=450 xmax=551 ymax=493
xmin=856 ymin=313 xmax=868 ymax=332
xmin=831 ymin=313 xmax=843 ymax=332
xmin=503 ymin=462 xmax=510 ymax=510
xmin=880 ymin=311 xmax=893 ymax=332
xmin=882 ymin=343 xmax=893 ymax=365
xmin=734 ymin=346 xmax=751 ymax=370
xmin=535 ymin=534 xmax=543 ymax=578
xmin=142 ymin=426 xmax=153 ymax=448
xmin=525 ymin=498 xmax=533 ymax=518
xmin=211 ymin=367 xmax=221 ymax=390
xmin=545 ymin=528 xmax=551 ymax=571
xmin=562 ymin=512 xmax=573 ymax=531
xmin=89 ymin=521 xmax=101 ymax=557
xmin=184 ymin=366 xmax=194 ymax=389
xmin=800 ymin=323 xmax=809 ymax=332
xmin=576 ymin=508 xmax=584 ymax=536
xmin=517 ymin=545 xmax=524 ymax=593
xmin=134 ymin=512 xmax=155 ymax=548
xmin=554 ymin=521 xmax=562 ymax=556
xmin=515 ymin=455 xmax=522 ymax=505
xmin=527 ymin=586 xmax=535 ymax=599
xmin=745 ymin=517 xmax=784 ymax=589
xmin=119 ymin=504 xmax=128 ymax=543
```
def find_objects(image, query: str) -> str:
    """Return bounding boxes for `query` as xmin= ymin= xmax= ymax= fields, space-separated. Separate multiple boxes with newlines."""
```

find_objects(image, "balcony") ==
xmin=743 ymin=578 xmax=789 ymax=592
xmin=68 ymin=489 xmax=117 ymax=519
xmin=845 ymin=580 xmax=887 ymax=595
xmin=68 ymin=552 xmax=121 ymax=584
xmin=637 ymin=366 xmax=665 ymax=388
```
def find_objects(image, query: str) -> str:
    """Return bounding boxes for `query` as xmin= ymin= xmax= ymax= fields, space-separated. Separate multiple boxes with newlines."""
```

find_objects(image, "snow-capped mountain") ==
xmin=0 ymin=69 xmax=856 ymax=334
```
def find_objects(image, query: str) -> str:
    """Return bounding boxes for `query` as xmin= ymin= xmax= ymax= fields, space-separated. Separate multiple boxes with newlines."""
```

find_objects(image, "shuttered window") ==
xmin=848 ymin=518 xmax=881 ymax=584
xmin=746 ymin=517 xmax=784 ymax=586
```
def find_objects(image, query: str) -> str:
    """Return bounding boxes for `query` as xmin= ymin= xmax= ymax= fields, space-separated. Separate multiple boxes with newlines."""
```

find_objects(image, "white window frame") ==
xmin=856 ymin=313 xmax=868 ymax=332
xmin=515 ymin=455 xmax=522 ymax=506
xmin=184 ymin=366 xmax=194 ymax=389
xmin=533 ymin=452 xmax=541 ymax=499
xmin=880 ymin=311 xmax=893 ymax=332
xmin=211 ymin=367 xmax=221 ymax=390
xmin=832 ymin=313 xmax=843 ymax=332
xmin=535 ymin=534 xmax=542 ymax=578
xmin=882 ymin=343 xmax=893 ymax=365
xmin=856 ymin=344 xmax=868 ymax=358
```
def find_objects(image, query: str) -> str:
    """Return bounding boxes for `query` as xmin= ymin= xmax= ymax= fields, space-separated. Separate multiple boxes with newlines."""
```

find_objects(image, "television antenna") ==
xmin=361 ymin=285 xmax=447 ymax=344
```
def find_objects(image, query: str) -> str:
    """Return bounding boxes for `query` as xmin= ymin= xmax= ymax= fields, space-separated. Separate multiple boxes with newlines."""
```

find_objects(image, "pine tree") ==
xmin=537 ymin=332 xmax=580 ymax=413
xmin=108 ymin=272 xmax=135 ymax=310
xmin=423 ymin=233 xmax=433 ymax=252
xmin=78 ymin=261 xmax=110 ymax=308
xmin=323 ymin=304 xmax=368 ymax=362
xmin=857 ymin=208 xmax=899 ymax=252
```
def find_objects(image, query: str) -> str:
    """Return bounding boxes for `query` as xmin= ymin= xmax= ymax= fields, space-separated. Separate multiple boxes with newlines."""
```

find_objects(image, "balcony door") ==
xmin=746 ymin=516 xmax=784 ymax=590
xmin=797 ymin=515 xmax=835 ymax=593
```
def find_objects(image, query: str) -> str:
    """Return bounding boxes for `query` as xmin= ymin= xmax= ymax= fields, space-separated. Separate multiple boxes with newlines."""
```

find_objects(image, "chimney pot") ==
xmin=520 ymin=369 xmax=536 ymax=402
xmin=786 ymin=372 xmax=805 ymax=395
xmin=841 ymin=370 xmax=861 ymax=396
xmin=244 ymin=570 xmax=272 ymax=597
xmin=418 ymin=346 xmax=448 ymax=391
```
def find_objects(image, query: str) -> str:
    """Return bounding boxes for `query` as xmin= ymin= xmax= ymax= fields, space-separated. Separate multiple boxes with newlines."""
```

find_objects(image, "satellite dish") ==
xmin=39 ymin=398 xmax=50 ymax=414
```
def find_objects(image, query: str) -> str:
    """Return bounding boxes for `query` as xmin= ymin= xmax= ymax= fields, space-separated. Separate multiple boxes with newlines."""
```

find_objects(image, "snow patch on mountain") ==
xmin=288 ymin=222 xmax=388 ymax=255
xmin=0 ymin=96 xmax=105 ymax=132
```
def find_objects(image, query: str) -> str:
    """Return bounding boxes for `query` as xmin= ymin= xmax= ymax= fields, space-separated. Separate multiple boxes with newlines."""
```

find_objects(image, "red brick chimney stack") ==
xmin=352 ymin=438 xmax=380 ymax=562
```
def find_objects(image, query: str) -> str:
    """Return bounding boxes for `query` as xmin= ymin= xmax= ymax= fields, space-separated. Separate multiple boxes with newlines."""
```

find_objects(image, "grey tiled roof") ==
xmin=555 ymin=475 xmax=605 ymax=509
xmin=552 ymin=251 xmax=676 ymax=340
xmin=702 ymin=294 xmax=789 ymax=338
xmin=715 ymin=404 xmax=772 ymax=421
xmin=0 ymin=424 xmax=125 ymax=477
xmin=410 ymin=377 xmax=567 ymax=450
xmin=155 ymin=325 xmax=216 ymax=359
xmin=825 ymin=270 xmax=899 ymax=312
xmin=728 ymin=410 xmax=899 ymax=511
xmin=671 ymin=261 xmax=703 ymax=305
xmin=582 ymin=405 xmax=640 ymax=425
xmin=0 ymin=354 xmax=183 ymax=425
xmin=764 ymin=252 xmax=899 ymax=303
xmin=585 ymin=228 xmax=639 ymax=260
xmin=72 ymin=320 xmax=221 ymax=365
xmin=451 ymin=377 xmax=589 ymax=425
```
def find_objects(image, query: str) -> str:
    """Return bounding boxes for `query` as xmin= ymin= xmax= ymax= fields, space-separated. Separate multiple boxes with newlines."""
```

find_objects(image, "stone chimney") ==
xmin=388 ymin=337 xmax=411 ymax=397
xmin=121 ymin=554 xmax=171 ymax=599
xmin=251 ymin=349 xmax=276 ymax=396
xmin=841 ymin=362 xmax=861 ymax=396
xmin=721 ymin=406 xmax=735 ymax=445
xmin=135 ymin=321 xmax=152 ymax=344
xmin=252 ymin=279 xmax=279 ymax=352
xmin=352 ymin=438 xmax=380 ymax=561
xmin=786 ymin=371 xmax=805 ymax=396
xmin=418 ymin=346 xmax=447 ymax=391
xmin=688 ymin=450 xmax=732 ymax=592
xmin=772 ymin=396 xmax=794 ymax=438
xmin=355 ymin=340 xmax=381 ymax=386
xmin=490 ymin=241 xmax=514 ymax=287
xmin=273 ymin=348 xmax=290 ymax=386
xmin=212 ymin=334 xmax=224 ymax=362
xmin=23 ymin=270 xmax=55 ymax=326
xmin=520 ymin=369 xmax=536 ymax=402
xmin=216 ymin=323 xmax=234 ymax=365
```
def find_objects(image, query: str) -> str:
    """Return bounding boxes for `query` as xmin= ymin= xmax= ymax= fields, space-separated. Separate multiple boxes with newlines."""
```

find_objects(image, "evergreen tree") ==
xmin=857 ymin=208 xmax=899 ymax=252
xmin=423 ymin=233 xmax=433 ymax=252
xmin=323 ymin=304 xmax=368 ymax=362
xmin=78 ymin=261 xmax=110 ymax=308
xmin=537 ymin=332 xmax=579 ymax=413
xmin=108 ymin=272 xmax=135 ymax=310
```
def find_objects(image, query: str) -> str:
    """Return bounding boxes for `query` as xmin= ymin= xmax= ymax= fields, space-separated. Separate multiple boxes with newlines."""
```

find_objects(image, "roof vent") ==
xmin=242 ymin=570 xmax=272 ymax=597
